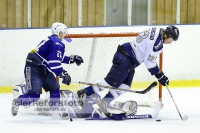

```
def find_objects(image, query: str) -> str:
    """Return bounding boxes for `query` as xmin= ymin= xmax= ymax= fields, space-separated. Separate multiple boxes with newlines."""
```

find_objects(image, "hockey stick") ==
xmin=75 ymin=81 xmax=157 ymax=94
xmin=165 ymin=84 xmax=188 ymax=121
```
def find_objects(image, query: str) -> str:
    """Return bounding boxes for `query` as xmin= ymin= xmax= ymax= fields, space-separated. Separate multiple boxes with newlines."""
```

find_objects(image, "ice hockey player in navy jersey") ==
xmin=11 ymin=22 xmax=84 ymax=117
xmin=77 ymin=25 xmax=179 ymax=119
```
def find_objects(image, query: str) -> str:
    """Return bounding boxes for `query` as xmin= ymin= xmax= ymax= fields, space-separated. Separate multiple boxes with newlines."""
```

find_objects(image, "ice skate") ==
xmin=11 ymin=99 xmax=19 ymax=116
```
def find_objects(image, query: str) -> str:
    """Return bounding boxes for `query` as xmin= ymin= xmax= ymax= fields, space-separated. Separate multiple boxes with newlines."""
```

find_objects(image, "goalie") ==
xmin=12 ymin=85 xmax=161 ymax=120
xmin=60 ymin=89 xmax=162 ymax=120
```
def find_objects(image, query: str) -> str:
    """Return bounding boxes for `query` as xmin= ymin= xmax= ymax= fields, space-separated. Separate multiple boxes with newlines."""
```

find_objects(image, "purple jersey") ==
xmin=34 ymin=35 xmax=70 ymax=76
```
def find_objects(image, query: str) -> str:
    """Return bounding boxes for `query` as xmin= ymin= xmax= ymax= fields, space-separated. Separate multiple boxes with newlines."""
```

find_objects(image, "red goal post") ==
xmin=66 ymin=33 xmax=139 ymax=38
xmin=63 ymin=32 xmax=163 ymax=106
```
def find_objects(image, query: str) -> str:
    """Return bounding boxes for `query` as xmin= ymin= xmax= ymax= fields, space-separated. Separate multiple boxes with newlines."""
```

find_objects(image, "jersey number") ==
xmin=136 ymin=30 xmax=149 ymax=43
xmin=57 ymin=51 xmax=62 ymax=58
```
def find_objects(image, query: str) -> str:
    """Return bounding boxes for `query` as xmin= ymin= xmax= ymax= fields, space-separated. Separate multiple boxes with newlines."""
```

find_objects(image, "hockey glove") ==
xmin=59 ymin=70 xmax=71 ymax=85
xmin=155 ymin=71 xmax=169 ymax=86
xmin=69 ymin=55 xmax=84 ymax=66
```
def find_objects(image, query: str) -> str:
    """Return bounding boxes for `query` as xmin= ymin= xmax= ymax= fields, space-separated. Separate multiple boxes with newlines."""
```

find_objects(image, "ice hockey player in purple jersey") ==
xmin=11 ymin=22 xmax=84 ymax=116
xmin=77 ymin=25 xmax=179 ymax=119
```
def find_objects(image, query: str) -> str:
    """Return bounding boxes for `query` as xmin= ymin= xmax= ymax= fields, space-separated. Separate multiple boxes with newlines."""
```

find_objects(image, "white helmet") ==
xmin=51 ymin=22 xmax=68 ymax=38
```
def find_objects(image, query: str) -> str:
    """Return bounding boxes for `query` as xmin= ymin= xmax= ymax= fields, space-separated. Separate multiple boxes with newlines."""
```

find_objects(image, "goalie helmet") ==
xmin=51 ymin=22 xmax=68 ymax=38
xmin=164 ymin=25 xmax=179 ymax=41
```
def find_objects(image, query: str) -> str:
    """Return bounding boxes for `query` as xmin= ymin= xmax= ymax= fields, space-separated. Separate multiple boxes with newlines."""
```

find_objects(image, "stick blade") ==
xmin=136 ymin=81 xmax=158 ymax=94
xmin=182 ymin=115 xmax=188 ymax=121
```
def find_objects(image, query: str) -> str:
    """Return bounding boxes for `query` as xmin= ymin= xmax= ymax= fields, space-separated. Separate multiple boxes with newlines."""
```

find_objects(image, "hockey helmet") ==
xmin=51 ymin=22 xmax=68 ymax=37
xmin=164 ymin=25 xmax=179 ymax=41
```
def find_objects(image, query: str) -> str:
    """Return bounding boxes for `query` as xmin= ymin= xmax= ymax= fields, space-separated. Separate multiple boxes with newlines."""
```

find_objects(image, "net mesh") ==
xmin=61 ymin=34 xmax=160 ymax=107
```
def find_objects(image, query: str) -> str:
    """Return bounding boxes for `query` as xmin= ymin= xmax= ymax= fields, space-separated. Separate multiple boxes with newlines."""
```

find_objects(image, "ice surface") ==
xmin=0 ymin=88 xmax=200 ymax=133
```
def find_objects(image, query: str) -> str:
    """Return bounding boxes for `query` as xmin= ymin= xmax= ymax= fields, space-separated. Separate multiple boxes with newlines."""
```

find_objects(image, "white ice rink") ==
xmin=0 ymin=88 xmax=200 ymax=133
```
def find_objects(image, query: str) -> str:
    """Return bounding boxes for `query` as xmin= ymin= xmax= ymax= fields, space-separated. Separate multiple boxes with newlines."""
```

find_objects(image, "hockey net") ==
xmin=61 ymin=33 xmax=162 ymax=107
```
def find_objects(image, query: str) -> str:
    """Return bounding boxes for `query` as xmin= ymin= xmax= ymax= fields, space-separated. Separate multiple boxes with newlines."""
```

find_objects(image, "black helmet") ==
xmin=165 ymin=25 xmax=179 ymax=41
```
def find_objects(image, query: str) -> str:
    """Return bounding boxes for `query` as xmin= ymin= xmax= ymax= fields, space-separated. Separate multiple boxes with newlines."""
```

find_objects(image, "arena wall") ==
xmin=0 ymin=25 xmax=199 ymax=92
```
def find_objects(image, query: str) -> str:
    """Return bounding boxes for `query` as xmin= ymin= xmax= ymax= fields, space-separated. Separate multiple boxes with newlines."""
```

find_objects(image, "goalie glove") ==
xmin=59 ymin=70 xmax=71 ymax=85
xmin=155 ymin=71 xmax=169 ymax=86
xmin=69 ymin=55 xmax=84 ymax=66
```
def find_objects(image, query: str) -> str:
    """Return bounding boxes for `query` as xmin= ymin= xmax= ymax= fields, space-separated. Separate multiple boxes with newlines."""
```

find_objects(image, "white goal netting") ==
xmin=62 ymin=33 xmax=161 ymax=107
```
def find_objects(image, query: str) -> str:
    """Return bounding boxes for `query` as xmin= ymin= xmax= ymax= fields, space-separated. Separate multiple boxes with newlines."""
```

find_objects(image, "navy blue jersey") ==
xmin=34 ymin=35 xmax=70 ymax=76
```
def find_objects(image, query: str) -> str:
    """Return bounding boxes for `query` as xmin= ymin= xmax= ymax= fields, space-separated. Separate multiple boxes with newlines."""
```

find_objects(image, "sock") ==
xmin=84 ymin=86 xmax=95 ymax=96
xmin=49 ymin=89 xmax=60 ymax=107
xmin=103 ymin=91 xmax=114 ymax=103
xmin=17 ymin=93 xmax=40 ymax=106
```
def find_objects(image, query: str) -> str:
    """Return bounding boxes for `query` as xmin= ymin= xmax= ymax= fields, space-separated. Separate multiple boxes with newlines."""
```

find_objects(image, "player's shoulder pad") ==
xmin=153 ymin=29 xmax=163 ymax=52
xmin=49 ymin=35 xmax=65 ymax=48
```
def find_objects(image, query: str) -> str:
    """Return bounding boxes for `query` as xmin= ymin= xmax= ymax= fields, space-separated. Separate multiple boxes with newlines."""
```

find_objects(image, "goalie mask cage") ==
xmin=62 ymin=33 xmax=163 ymax=107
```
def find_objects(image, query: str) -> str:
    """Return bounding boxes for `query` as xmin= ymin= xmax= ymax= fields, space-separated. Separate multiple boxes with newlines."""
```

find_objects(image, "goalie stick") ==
xmin=74 ymin=81 xmax=157 ymax=94
xmin=85 ymin=114 xmax=153 ymax=120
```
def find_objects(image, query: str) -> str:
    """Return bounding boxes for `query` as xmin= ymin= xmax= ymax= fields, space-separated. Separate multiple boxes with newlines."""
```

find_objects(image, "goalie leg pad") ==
xmin=107 ymin=101 xmax=137 ymax=116
xmin=92 ymin=99 xmax=111 ymax=118
xmin=92 ymin=100 xmax=137 ymax=120
xmin=60 ymin=90 xmax=91 ymax=118
xmin=12 ymin=84 xmax=29 ymax=99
